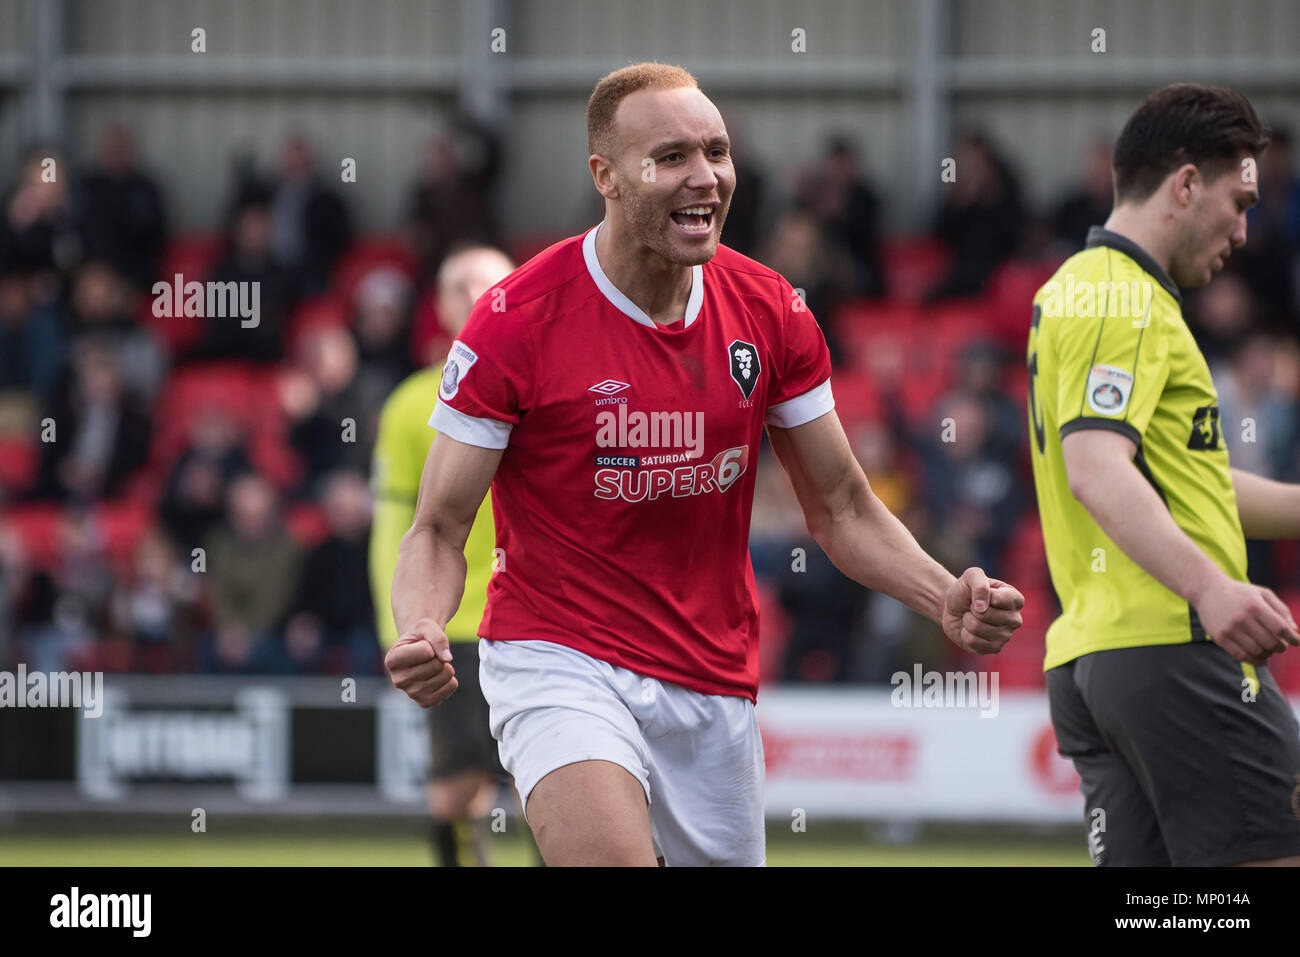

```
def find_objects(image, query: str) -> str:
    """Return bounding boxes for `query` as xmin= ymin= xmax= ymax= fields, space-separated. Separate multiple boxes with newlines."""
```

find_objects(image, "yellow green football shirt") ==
xmin=1027 ymin=227 xmax=1248 ymax=670
xmin=369 ymin=364 xmax=496 ymax=649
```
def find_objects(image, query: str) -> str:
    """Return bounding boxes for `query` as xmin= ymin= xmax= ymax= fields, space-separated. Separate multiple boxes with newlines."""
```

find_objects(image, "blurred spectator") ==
xmin=719 ymin=118 xmax=765 ymax=258
xmin=79 ymin=124 xmax=168 ymax=291
xmin=1251 ymin=127 xmax=1300 ymax=248
xmin=775 ymin=532 xmax=865 ymax=682
xmin=1185 ymin=271 xmax=1258 ymax=374
xmin=33 ymin=341 xmax=152 ymax=503
xmin=1052 ymin=138 xmax=1114 ymax=251
xmin=911 ymin=389 xmax=1023 ymax=575
xmin=20 ymin=509 xmax=113 ymax=673
xmin=848 ymin=419 xmax=913 ymax=516
xmin=945 ymin=339 xmax=1024 ymax=464
xmin=181 ymin=193 xmax=298 ymax=364
xmin=1216 ymin=329 xmax=1298 ymax=480
xmin=281 ymin=324 xmax=386 ymax=491
xmin=1235 ymin=127 xmax=1300 ymax=332
xmin=926 ymin=132 xmax=1025 ymax=301
xmin=351 ymin=265 xmax=416 ymax=397
xmin=792 ymin=135 xmax=886 ymax=297
xmin=160 ymin=407 xmax=253 ymax=554
xmin=67 ymin=259 xmax=166 ymax=401
xmin=0 ymin=148 xmax=83 ymax=285
xmin=199 ymin=473 xmax=303 ymax=673
xmin=408 ymin=115 xmax=503 ymax=282
xmin=760 ymin=208 xmax=852 ymax=365
xmin=0 ymin=522 xmax=24 ymax=666
xmin=0 ymin=269 xmax=64 ymax=405
xmin=1216 ymin=329 xmax=1299 ymax=585
xmin=283 ymin=470 xmax=380 ymax=675
xmin=849 ymin=500 xmax=960 ymax=683
xmin=108 ymin=528 xmax=198 ymax=672
xmin=271 ymin=133 xmax=353 ymax=294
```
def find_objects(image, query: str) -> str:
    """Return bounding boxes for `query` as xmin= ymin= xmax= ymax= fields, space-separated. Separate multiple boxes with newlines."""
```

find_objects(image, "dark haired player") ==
xmin=1028 ymin=84 xmax=1300 ymax=866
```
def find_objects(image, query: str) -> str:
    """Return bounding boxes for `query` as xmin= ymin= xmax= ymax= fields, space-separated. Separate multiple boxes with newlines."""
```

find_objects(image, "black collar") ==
xmin=1085 ymin=226 xmax=1181 ymax=304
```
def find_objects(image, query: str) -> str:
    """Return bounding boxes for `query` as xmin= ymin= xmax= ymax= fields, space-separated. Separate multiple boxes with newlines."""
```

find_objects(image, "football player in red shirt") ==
xmin=386 ymin=62 xmax=1025 ymax=866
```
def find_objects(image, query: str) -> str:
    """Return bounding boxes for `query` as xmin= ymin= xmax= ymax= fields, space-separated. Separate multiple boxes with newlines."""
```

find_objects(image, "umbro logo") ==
xmin=588 ymin=380 xmax=631 ymax=396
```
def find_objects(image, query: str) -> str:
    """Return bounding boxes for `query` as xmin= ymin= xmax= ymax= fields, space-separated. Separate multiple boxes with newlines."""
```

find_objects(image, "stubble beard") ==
xmin=618 ymin=174 xmax=721 ymax=267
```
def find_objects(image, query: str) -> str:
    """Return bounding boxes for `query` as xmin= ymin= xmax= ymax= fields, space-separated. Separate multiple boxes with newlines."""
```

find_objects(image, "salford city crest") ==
xmin=728 ymin=339 xmax=760 ymax=399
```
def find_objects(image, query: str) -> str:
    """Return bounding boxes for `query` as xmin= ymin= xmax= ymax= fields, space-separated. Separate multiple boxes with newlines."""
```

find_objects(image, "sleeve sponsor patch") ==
xmin=1086 ymin=364 xmax=1134 ymax=416
xmin=439 ymin=340 xmax=479 ymax=401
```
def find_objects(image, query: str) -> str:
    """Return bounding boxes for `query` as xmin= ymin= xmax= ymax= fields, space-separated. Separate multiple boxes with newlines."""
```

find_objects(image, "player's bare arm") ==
xmin=1062 ymin=429 xmax=1299 ymax=664
xmin=387 ymin=432 xmax=504 ymax=707
xmin=1230 ymin=468 xmax=1300 ymax=539
xmin=766 ymin=409 xmax=1024 ymax=654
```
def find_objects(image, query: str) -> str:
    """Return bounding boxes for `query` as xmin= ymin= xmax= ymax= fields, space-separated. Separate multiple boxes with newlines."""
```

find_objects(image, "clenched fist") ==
xmin=942 ymin=566 xmax=1025 ymax=655
xmin=385 ymin=618 xmax=458 ymax=707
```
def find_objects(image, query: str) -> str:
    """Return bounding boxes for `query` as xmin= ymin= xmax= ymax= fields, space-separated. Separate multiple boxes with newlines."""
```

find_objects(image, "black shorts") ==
xmin=429 ymin=640 xmax=507 ymax=781
xmin=1047 ymin=641 xmax=1300 ymax=867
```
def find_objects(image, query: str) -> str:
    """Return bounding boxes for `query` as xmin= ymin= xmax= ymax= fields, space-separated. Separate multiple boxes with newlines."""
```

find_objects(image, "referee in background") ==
xmin=369 ymin=244 xmax=516 ymax=866
xmin=1029 ymin=84 xmax=1300 ymax=866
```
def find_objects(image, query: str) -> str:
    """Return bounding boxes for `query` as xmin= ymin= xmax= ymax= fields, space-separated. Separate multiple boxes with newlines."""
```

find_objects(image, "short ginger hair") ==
xmin=586 ymin=62 xmax=699 ymax=159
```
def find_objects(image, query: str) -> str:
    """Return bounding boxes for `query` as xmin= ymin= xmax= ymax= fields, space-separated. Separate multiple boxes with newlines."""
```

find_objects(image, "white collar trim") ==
xmin=582 ymin=221 xmax=703 ymax=329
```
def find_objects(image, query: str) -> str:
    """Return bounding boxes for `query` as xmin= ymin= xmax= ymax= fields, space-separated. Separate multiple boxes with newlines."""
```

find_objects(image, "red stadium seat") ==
xmin=285 ymin=502 xmax=329 ymax=547
xmin=146 ymin=361 xmax=298 ymax=486
xmin=145 ymin=233 xmax=225 ymax=355
xmin=0 ymin=436 xmax=38 ymax=494
xmin=286 ymin=295 xmax=350 ymax=353
xmin=159 ymin=233 xmax=224 ymax=283
xmin=410 ymin=285 xmax=446 ymax=366
xmin=754 ymin=579 xmax=792 ymax=686
xmin=836 ymin=299 xmax=918 ymax=374
xmin=986 ymin=256 xmax=1066 ymax=346
xmin=332 ymin=235 xmax=419 ymax=306
xmin=881 ymin=237 xmax=950 ymax=302
xmin=1274 ymin=589 xmax=1300 ymax=693
xmin=509 ymin=233 xmax=568 ymax=267
xmin=2 ymin=503 xmax=64 ymax=570
xmin=925 ymin=298 xmax=996 ymax=352
xmin=1003 ymin=514 xmax=1050 ymax=590
xmin=830 ymin=370 xmax=883 ymax=429
xmin=93 ymin=499 xmax=155 ymax=574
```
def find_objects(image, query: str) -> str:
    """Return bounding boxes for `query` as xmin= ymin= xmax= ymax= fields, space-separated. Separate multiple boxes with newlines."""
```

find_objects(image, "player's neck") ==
xmin=595 ymin=219 xmax=694 ymax=326
xmin=1101 ymin=207 xmax=1176 ymax=278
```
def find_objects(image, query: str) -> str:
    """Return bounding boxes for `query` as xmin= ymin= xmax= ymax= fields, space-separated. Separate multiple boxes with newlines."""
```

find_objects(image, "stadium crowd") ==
xmin=2 ymin=119 xmax=1299 ymax=689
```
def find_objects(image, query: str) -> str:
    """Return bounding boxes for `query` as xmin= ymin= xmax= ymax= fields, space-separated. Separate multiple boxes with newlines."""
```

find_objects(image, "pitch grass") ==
xmin=0 ymin=827 xmax=1089 ymax=867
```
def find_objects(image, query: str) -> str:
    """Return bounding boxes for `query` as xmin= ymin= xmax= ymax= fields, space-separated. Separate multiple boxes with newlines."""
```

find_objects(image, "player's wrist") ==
xmin=930 ymin=565 xmax=957 ymax=624
xmin=1181 ymin=561 xmax=1229 ymax=609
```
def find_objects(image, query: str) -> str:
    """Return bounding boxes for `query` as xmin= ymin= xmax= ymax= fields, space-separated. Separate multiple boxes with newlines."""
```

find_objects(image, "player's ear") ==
xmin=589 ymin=154 xmax=621 ymax=201
xmin=1170 ymin=163 xmax=1200 ymax=207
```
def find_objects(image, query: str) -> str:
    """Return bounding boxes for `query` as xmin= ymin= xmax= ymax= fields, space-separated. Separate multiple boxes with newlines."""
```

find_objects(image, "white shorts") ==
xmin=478 ymin=638 xmax=766 ymax=866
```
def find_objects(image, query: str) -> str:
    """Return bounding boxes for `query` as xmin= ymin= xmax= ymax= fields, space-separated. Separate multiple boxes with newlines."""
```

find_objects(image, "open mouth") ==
xmin=669 ymin=205 xmax=715 ymax=235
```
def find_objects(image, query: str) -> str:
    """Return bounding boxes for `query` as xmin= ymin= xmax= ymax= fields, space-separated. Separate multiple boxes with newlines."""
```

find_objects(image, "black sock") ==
xmin=431 ymin=820 xmax=460 ymax=867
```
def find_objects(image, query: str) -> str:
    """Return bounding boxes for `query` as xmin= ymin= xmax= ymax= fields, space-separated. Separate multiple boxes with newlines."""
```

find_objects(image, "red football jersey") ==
xmin=430 ymin=222 xmax=834 ymax=700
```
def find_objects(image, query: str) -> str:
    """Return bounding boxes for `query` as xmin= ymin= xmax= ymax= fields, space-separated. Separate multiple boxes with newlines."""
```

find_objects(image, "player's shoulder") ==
xmin=703 ymin=243 xmax=791 ymax=297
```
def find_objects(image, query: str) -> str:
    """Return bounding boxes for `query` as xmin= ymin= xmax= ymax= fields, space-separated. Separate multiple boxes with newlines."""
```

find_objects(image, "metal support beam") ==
xmin=459 ymin=0 xmax=508 ymax=124
xmin=909 ymin=0 xmax=950 ymax=232
xmin=54 ymin=55 xmax=903 ymax=95
xmin=947 ymin=56 xmax=1300 ymax=91
xmin=25 ymin=0 xmax=65 ymax=144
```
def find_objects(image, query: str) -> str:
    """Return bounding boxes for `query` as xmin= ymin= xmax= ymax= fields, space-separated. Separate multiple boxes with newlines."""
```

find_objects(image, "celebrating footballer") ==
xmin=383 ymin=62 xmax=1025 ymax=867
